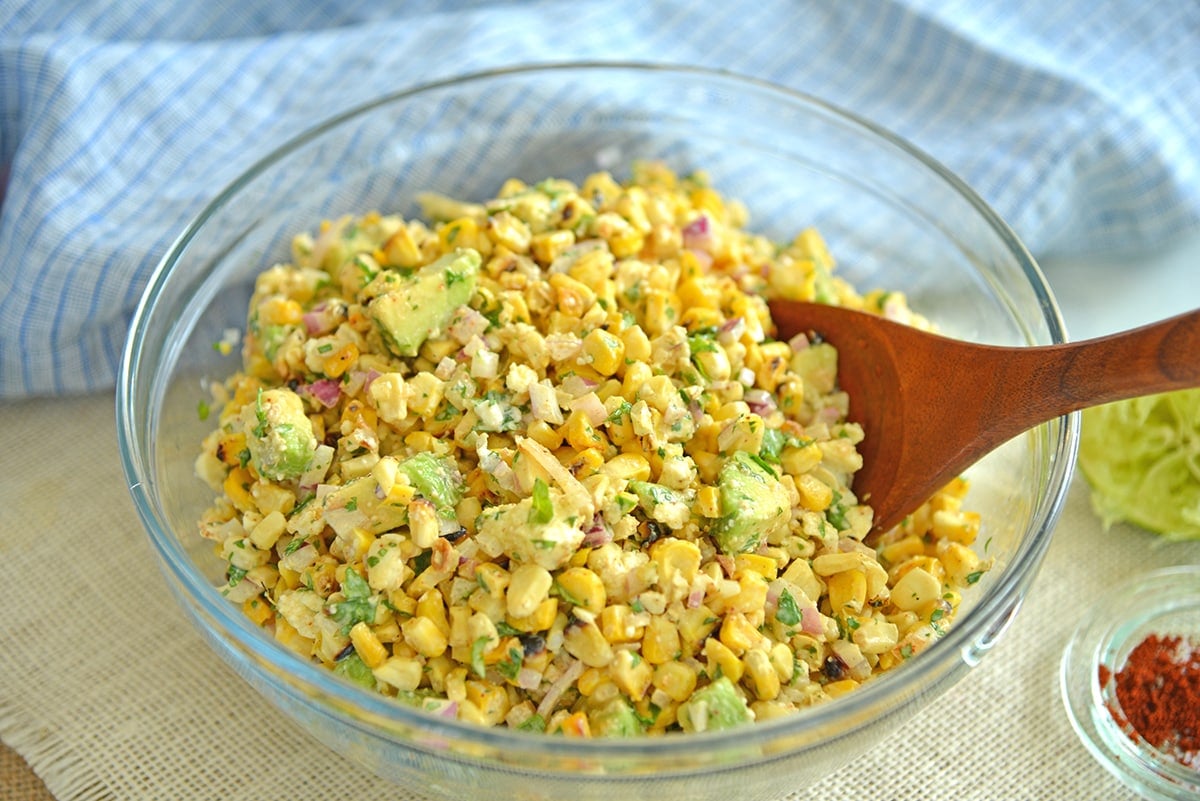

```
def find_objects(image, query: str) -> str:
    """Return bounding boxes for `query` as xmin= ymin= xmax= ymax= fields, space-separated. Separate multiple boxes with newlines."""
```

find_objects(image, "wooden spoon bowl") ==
xmin=768 ymin=300 xmax=1200 ymax=533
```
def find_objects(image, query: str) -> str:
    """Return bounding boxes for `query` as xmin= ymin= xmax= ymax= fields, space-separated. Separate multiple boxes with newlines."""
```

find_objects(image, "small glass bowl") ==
xmin=1061 ymin=565 xmax=1200 ymax=800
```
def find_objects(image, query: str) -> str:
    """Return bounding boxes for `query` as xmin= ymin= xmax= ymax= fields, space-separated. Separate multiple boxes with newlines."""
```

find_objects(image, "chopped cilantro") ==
xmin=966 ymin=570 xmax=984 ymax=585
xmin=327 ymin=568 xmax=376 ymax=635
xmin=470 ymin=636 xmax=490 ymax=678
xmin=529 ymin=477 xmax=554 ymax=524
xmin=197 ymin=400 xmax=210 ymax=421
xmin=497 ymin=647 xmax=524 ymax=681
xmin=775 ymin=589 xmax=802 ymax=626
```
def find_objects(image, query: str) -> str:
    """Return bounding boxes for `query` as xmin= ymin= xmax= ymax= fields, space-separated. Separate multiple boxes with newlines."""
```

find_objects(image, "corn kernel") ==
xmin=402 ymin=615 xmax=449 ymax=658
xmin=222 ymin=467 xmax=256 ymax=512
xmin=609 ymin=649 xmax=654 ymax=701
xmin=795 ymin=473 xmax=833 ymax=512
xmin=554 ymin=567 xmax=606 ymax=616
xmin=641 ymin=617 xmax=681 ymax=664
xmin=563 ymin=619 xmax=614 ymax=667
xmin=734 ymin=553 xmax=778 ymax=581
xmin=824 ymin=679 xmax=860 ymax=698
xmin=599 ymin=604 xmax=645 ymax=644
xmin=704 ymin=638 xmax=744 ymax=682
xmin=719 ymin=611 xmax=762 ymax=655
xmin=890 ymin=566 xmax=942 ymax=612
xmin=743 ymin=648 xmax=781 ymax=700
xmin=581 ymin=328 xmax=625 ymax=377
xmin=507 ymin=564 xmax=554 ymax=619
xmin=349 ymin=621 xmax=388 ymax=668
xmin=507 ymin=597 xmax=559 ymax=633
xmin=826 ymin=569 xmax=867 ymax=614
xmin=653 ymin=661 xmax=698 ymax=703
xmin=416 ymin=589 xmax=451 ymax=637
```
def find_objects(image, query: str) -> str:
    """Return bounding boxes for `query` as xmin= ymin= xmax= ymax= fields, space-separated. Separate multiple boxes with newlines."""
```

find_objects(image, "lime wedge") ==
xmin=1078 ymin=388 xmax=1200 ymax=540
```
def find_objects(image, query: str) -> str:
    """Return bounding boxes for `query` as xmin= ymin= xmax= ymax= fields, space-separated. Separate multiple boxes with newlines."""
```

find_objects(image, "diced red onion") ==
xmin=570 ymin=392 xmax=608 ymax=427
xmin=537 ymin=658 xmax=584 ymax=720
xmin=448 ymin=307 xmax=490 ymax=344
xmin=801 ymin=605 xmax=823 ymax=636
xmin=681 ymin=214 xmax=712 ymax=251
xmin=744 ymin=388 xmax=777 ymax=417
xmin=581 ymin=514 xmax=612 ymax=548
xmin=529 ymin=382 xmax=564 ymax=425
xmin=305 ymin=378 xmax=342 ymax=408
xmin=559 ymin=374 xmax=597 ymax=398
xmin=517 ymin=668 xmax=542 ymax=691
xmin=788 ymin=332 xmax=812 ymax=351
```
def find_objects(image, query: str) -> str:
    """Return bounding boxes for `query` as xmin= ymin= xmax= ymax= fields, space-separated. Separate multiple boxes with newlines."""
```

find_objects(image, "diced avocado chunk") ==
xmin=591 ymin=698 xmax=645 ymax=737
xmin=369 ymin=248 xmax=480 ymax=357
xmin=678 ymin=677 xmax=753 ymax=732
xmin=239 ymin=388 xmax=317 ymax=480
xmin=333 ymin=652 xmax=376 ymax=689
xmin=711 ymin=451 xmax=791 ymax=554
xmin=396 ymin=452 xmax=464 ymax=518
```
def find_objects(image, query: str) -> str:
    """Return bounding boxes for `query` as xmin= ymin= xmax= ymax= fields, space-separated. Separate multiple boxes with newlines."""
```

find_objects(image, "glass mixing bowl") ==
xmin=117 ymin=63 xmax=1077 ymax=801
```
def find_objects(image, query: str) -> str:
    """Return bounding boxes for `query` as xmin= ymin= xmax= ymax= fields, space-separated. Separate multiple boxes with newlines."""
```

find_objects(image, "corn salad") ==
xmin=195 ymin=162 xmax=991 ymax=736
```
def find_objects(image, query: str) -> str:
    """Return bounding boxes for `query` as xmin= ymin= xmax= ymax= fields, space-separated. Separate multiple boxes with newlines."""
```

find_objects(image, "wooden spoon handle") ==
xmin=976 ymin=307 xmax=1200 ymax=449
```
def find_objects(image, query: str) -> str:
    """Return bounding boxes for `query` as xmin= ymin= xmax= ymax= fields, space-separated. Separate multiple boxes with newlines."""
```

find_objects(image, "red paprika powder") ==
xmin=1100 ymin=632 xmax=1200 ymax=769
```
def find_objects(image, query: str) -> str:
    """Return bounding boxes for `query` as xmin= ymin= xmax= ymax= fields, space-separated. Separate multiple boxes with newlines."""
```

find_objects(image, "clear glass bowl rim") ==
xmin=117 ymin=61 xmax=1077 ymax=763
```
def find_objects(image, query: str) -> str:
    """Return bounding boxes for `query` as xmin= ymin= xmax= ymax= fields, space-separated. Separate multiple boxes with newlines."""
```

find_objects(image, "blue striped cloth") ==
xmin=1 ymin=0 xmax=1197 ymax=397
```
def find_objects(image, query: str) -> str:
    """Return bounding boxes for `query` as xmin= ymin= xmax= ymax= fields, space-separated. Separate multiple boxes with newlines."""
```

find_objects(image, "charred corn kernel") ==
xmin=720 ymin=611 xmax=762 ymax=655
xmin=610 ymin=648 xmax=654 ymax=701
xmin=939 ymin=542 xmax=982 ymax=587
xmin=744 ymin=648 xmax=781 ymax=700
xmin=349 ymin=621 xmax=388 ymax=668
xmin=641 ymin=616 xmax=681 ymax=664
xmin=223 ymin=467 xmax=255 ymax=512
xmin=416 ymin=589 xmax=451 ymax=637
xmin=824 ymin=679 xmax=860 ymax=698
xmin=826 ymin=569 xmax=867 ymax=613
xmin=890 ymin=566 xmax=942 ymax=612
xmin=734 ymin=553 xmax=778 ymax=581
xmin=382 ymin=224 xmax=423 ymax=268
xmin=812 ymin=551 xmax=866 ymax=577
xmin=653 ymin=661 xmax=698 ymax=703
xmin=704 ymin=638 xmax=745 ymax=683
xmin=507 ymin=564 xmax=554 ymax=619
xmin=795 ymin=473 xmax=833 ymax=512
xmin=374 ymin=656 xmax=422 ymax=692
xmin=487 ymin=211 xmax=532 ymax=253
xmin=566 ymin=248 xmax=613 ymax=288
xmin=599 ymin=604 xmax=645 ymax=644
xmin=402 ymin=616 xmax=449 ymax=658
xmin=581 ymin=328 xmax=625 ymax=377
xmin=879 ymin=535 xmax=926 ymax=566
xmin=249 ymin=510 xmax=287 ymax=550
xmin=260 ymin=296 xmax=303 ymax=326
xmin=555 ymin=567 xmax=606 ymax=615
xmin=932 ymin=509 xmax=981 ymax=545
xmin=216 ymin=431 xmax=249 ymax=466
xmin=563 ymin=619 xmax=614 ymax=667
xmin=407 ymin=498 xmax=439 ymax=549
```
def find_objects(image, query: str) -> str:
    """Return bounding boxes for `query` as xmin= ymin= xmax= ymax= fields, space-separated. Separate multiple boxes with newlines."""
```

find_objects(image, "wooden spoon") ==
xmin=767 ymin=300 xmax=1200 ymax=533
